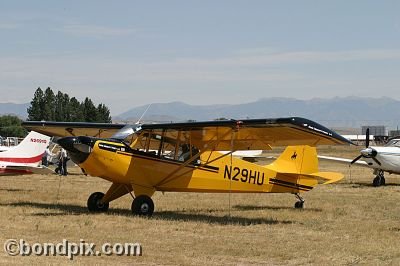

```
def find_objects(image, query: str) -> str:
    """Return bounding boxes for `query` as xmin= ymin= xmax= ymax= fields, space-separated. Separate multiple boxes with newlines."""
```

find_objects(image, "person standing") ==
xmin=59 ymin=148 xmax=68 ymax=176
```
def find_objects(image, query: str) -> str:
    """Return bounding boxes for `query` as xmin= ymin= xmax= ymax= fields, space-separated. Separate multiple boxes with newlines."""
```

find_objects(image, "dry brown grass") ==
xmin=1 ymin=146 xmax=400 ymax=265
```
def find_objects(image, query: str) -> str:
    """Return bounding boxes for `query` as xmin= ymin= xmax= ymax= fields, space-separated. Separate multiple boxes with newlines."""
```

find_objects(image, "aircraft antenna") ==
xmin=136 ymin=104 xmax=152 ymax=124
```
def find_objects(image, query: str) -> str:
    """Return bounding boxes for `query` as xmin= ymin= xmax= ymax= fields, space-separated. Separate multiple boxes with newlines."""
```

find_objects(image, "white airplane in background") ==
xmin=319 ymin=129 xmax=400 ymax=187
xmin=0 ymin=146 xmax=11 ymax=152
xmin=0 ymin=131 xmax=53 ymax=176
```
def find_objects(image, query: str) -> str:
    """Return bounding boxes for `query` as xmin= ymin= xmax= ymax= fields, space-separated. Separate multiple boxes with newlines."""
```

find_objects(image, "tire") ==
xmin=131 ymin=195 xmax=154 ymax=216
xmin=87 ymin=192 xmax=109 ymax=212
xmin=294 ymin=201 xmax=304 ymax=209
xmin=372 ymin=176 xmax=381 ymax=187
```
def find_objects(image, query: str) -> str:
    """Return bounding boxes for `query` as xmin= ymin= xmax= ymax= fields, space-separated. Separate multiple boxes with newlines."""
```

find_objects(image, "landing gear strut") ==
xmin=87 ymin=192 xmax=109 ymax=212
xmin=372 ymin=170 xmax=385 ymax=187
xmin=294 ymin=193 xmax=304 ymax=209
xmin=131 ymin=195 xmax=154 ymax=216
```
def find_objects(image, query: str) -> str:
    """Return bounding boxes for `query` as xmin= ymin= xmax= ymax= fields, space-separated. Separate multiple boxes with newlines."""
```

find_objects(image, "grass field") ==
xmin=1 ymin=145 xmax=400 ymax=265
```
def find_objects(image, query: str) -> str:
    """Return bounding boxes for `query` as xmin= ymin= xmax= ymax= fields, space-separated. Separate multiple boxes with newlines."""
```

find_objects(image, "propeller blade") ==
xmin=366 ymin=128 xmax=370 ymax=148
xmin=351 ymin=154 xmax=363 ymax=164
xmin=372 ymin=157 xmax=382 ymax=166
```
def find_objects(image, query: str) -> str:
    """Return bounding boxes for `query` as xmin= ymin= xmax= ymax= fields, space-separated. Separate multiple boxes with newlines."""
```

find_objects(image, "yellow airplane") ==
xmin=23 ymin=117 xmax=351 ymax=216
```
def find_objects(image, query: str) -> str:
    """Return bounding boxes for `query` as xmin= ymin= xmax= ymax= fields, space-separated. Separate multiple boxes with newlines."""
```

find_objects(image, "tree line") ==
xmin=27 ymin=87 xmax=112 ymax=123
xmin=0 ymin=115 xmax=26 ymax=138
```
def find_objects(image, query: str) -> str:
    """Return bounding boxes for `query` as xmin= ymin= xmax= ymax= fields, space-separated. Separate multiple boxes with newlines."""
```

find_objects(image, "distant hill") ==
xmin=4 ymin=97 xmax=400 ymax=130
xmin=115 ymin=97 xmax=400 ymax=129
xmin=0 ymin=102 xmax=29 ymax=118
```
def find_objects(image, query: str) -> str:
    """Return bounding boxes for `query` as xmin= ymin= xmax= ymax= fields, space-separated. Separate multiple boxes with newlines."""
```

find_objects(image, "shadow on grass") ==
xmin=0 ymin=188 xmax=33 ymax=192
xmin=344 ymin=182 xmax=400 ymax=188
xmin=233 ymin=204 xmax=322 ymax=212
xmin=1 ymin=202 xmax=294 ymax=226
xmin=152 ymin=211 xmax=293 ymax=225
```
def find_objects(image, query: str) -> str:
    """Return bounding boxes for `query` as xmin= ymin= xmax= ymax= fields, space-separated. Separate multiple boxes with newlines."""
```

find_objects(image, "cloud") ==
xmin=0 ymin=23 xmax=20 ymax=30
xmin=60 ymin=23 xmax=136 ymax=38
xmin=1 ymin=48 xmax=400 ymax=84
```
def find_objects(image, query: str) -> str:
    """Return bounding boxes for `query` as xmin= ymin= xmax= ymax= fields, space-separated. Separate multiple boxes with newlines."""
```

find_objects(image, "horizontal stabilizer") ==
xmin=308 ymin=171 xmax=344 ymax=184
xmin=318 ymin=155 xmax=368 ymax=167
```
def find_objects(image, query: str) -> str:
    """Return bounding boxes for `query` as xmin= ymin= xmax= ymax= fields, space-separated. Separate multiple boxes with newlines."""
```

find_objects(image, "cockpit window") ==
xmin=129 ymin=129 xmax=200 ymax=163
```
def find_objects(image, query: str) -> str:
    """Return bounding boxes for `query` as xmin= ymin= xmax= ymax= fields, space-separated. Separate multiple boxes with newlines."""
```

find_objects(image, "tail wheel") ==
xmin=131 ymin=195 xmax=154 ymax=216
xmin=87 ymin=192 xmax=109 ymax=212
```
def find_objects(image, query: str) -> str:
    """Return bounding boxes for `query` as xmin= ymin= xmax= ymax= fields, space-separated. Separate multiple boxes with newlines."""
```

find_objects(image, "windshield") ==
xmin=110 ymin=124 xmax=142 ymax=140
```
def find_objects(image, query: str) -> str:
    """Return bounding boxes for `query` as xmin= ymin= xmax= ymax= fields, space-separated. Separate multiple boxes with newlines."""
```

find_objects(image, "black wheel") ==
xmin=87 ymin=192 xmax=109 ymax=212
xmin=131 ymin=195 xmax=154 ymax=216
xmin=381 ymin=176 xmax=386 ymax=186
xmin=373 ymin=176 xmax=382 ymax=187
xmin=294 ymin=201 xmax=304 ymax=209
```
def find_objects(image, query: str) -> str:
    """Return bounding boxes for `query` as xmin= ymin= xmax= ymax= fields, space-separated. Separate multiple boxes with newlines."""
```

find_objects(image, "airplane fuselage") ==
xmin=78 ymin=139 xmax=317 ymax=197
xmin=363 ymin=146 xmax=400 ymax=174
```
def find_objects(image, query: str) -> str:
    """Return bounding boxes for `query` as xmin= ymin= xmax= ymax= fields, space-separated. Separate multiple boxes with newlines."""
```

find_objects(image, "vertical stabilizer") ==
xmin=266 ymin=145 xmax=318 ymax=174
xmin=0 ymin=131 xmax=51 ymax=167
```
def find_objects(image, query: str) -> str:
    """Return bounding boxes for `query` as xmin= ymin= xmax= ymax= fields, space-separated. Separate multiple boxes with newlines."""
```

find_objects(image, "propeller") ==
xmin=351 ymin=128 xmax=381 ymax=166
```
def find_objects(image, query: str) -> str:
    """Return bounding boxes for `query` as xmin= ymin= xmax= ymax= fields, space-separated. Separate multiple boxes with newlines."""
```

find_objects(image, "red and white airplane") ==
xmin=0 ymin=131 xmax=52 ymax=176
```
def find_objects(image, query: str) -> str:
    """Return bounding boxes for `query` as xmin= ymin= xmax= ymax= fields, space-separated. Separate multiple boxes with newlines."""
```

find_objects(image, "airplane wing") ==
xmin=138 ymin=117 xmax=353 ymax=151
xmin=22 ymin=121 xmax=125 ymax=138
xmin=318 ymin=155 xmax=369 ymax=167
xmin=22 ymin=117 xmax=352 ymax=151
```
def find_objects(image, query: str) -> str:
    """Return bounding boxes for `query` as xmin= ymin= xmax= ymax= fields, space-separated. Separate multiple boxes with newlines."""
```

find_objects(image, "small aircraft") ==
xmin=319 ymin=128 xmax=400 ymax=187
xmin=0 ymin=131 xmax=52 ymax=176
xmin=23 ymin=117 xmax=351 ymax=216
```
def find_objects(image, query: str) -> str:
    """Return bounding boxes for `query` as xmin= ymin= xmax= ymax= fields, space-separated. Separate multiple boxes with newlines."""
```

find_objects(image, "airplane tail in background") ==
xmin=0 ymin=131 xmax=51 ymax=167
xmin=265 ymin=145 xmax=343 ymax=193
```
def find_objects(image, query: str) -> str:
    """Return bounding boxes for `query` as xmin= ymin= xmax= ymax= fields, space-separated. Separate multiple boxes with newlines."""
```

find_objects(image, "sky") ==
xmin=0 ymin=0 xmax=399 ymax=115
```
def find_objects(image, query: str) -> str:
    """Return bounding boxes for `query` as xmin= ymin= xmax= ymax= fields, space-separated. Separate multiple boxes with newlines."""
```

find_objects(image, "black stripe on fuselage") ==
xmin=269 ymin=178 xmax=313 ymax=191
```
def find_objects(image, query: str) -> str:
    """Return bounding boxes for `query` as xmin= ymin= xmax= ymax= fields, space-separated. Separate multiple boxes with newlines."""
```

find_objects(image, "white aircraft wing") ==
xmin=318 ymin=155 xmax=369 ymax=167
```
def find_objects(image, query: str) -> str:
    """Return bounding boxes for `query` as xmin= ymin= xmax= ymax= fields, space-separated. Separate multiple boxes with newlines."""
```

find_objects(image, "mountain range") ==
xmin=2 ymin=97 xmax=400 ymax=129
xmin=115 ymin=97 xmax=400 ymax=129
xmin=0 ymin=102 xmax=30 ymax=118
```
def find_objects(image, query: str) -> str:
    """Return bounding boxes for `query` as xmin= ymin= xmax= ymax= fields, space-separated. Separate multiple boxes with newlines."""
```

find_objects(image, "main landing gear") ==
xmin=372 ymin=170 xmax=385 ymax=187
xmin=87 ymin=192 xmax=109 ymax=212
xmin=131 ymin=195 xmax=154 ymax=216
xmin=86 ymin=192 xmax=155 ymax=216
xmin=294 ymin=193 xmax=304 ymax=209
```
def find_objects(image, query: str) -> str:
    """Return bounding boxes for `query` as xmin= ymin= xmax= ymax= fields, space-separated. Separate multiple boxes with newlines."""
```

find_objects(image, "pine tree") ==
xmin=62 ymin=93 xmax=70 ymax=121
xmin=27 ymin=87 xmax=112 ymax=123
xmin=96 ymin=103 xmax=112 ymax=123
xmin=54 ymin=91 xmax=65 ymax=121
xmin=82 ymin=97 xmax=98 ymax=122
xmin=43 ymin=87 xmax=56 ymax=121
xmin=27 ymin=87 xmax=45 ymax=121
xmin=69 ymin=97 xmax=84 ymax=122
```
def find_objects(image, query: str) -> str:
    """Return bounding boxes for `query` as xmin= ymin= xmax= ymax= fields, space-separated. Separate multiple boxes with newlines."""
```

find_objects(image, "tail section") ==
xmin=266 ymin=145 xmax=319 ymax=174
xmin=265 ymin=145 xmax=343 ymax=193
xmin=0 ymin=131 xmax=51 ymax=167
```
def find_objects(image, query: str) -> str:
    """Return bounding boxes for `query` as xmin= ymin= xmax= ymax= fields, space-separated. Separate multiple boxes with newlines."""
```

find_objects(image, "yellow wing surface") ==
xmin=22 ymin=121 xmax=125 ymax=138
xmin=135 ymin=117 xmax=351 ymax=151
xmin=23 ymin=117 xmax=351 ymax=149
